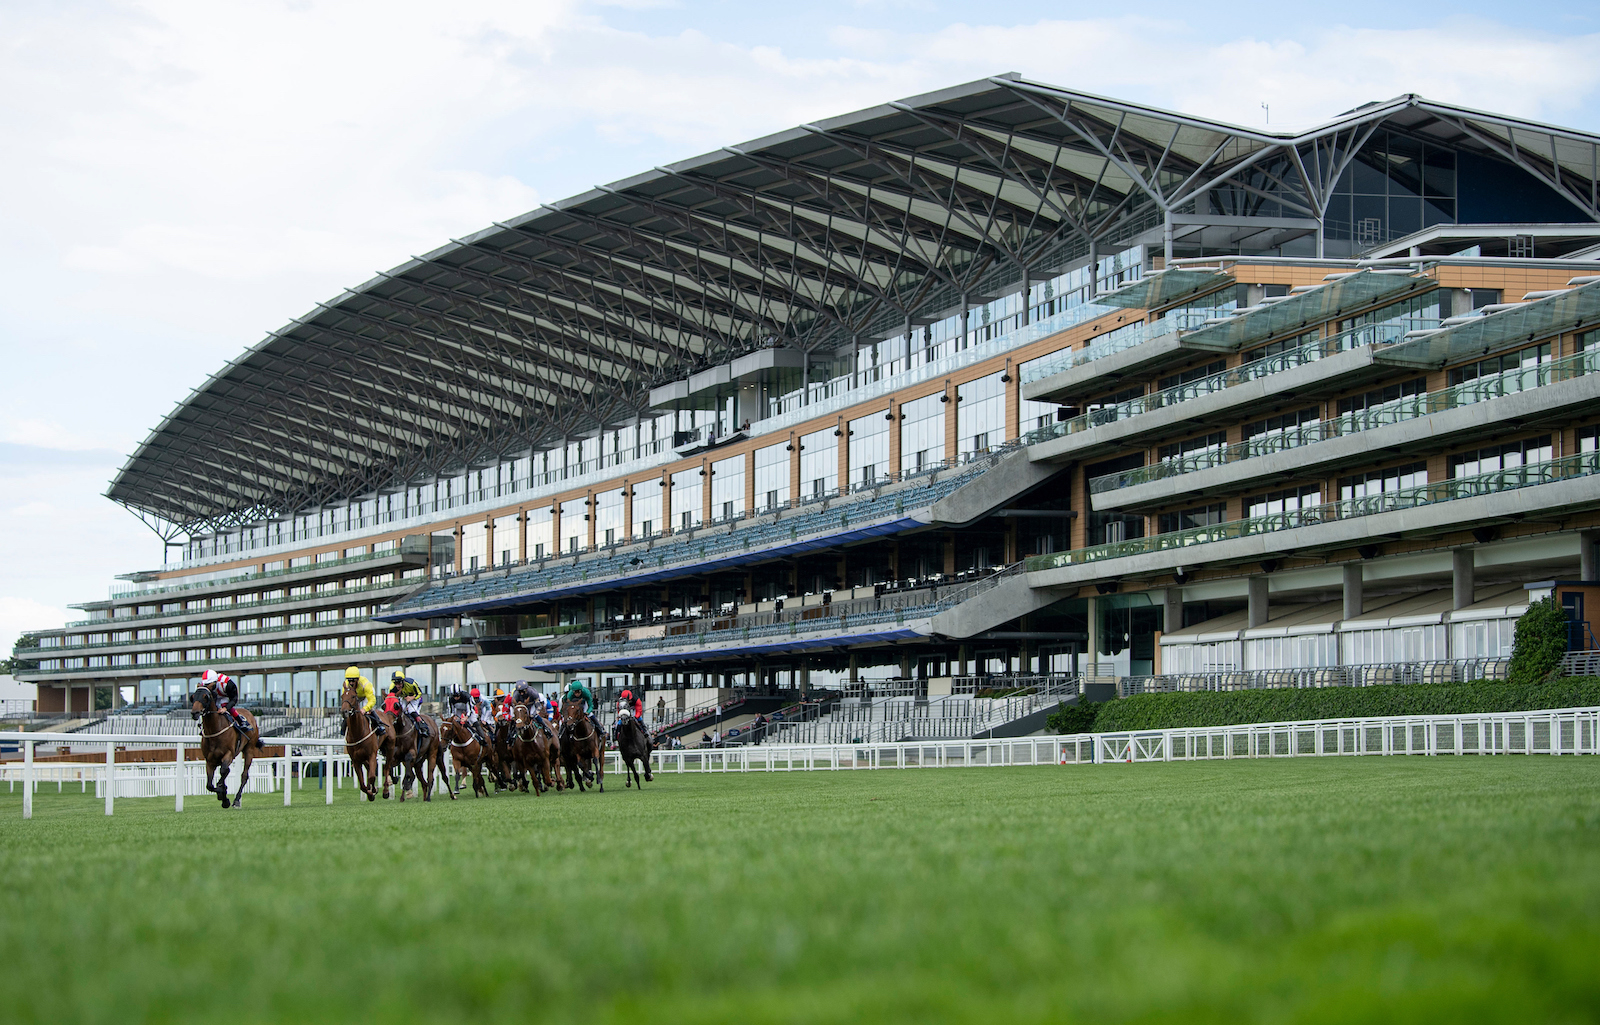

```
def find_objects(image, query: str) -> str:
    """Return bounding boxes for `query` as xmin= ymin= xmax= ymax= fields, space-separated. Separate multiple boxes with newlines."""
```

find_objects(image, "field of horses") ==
xmin=2 ymin=757 xmax=1597 ymax=1023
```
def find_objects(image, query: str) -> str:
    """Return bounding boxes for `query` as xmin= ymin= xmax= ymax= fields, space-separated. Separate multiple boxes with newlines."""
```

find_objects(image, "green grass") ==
xmin=2 ymin=760 xmax=1599 ymax=1023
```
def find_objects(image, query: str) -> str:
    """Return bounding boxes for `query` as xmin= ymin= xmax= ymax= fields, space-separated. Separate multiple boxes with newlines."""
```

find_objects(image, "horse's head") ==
xmin=338 ymin=683 xmax=362 ymax=720
xmin=190 ymin=688 xmax=213 ymax=720
xmin=561 ymin=698 xmax=583 ymax=722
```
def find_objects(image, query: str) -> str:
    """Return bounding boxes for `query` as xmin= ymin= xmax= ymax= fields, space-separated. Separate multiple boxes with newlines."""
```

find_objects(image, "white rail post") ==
xmin=324 ymin=748 xmax=333 ymax=805
xmin=104 ymin=742 xmax=115 ymax=816
xmin=284 ymin=749 xmax=292 ymax=807
xmin=22 ymin=738 xmax=33 ymax=820
xmin=175 ymin=742 xmax=184 ymax=813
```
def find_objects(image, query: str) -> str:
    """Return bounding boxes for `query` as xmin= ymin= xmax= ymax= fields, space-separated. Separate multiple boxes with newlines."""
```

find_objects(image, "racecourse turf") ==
xmin=2 ymin=759 xmax=1598 ymax=1024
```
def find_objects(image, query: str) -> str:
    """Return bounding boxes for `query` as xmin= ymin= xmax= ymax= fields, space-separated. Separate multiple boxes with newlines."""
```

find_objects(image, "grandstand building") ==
xmin=14 ymin=76 xmax=1600 ymax=716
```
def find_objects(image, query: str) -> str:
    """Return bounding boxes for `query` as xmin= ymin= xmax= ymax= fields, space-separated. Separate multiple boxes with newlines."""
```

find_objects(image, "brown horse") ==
xmin=389 ymin=706 xmax=452 ymax=802
xmin=190 ymin=688 xmax=262 ymax=808
xmin=441 ymin=714 xmax=491 ymax=798
xmin=339 ymin=684 xmax=394 ymax=802
xmin=559 ymin=698 xmax=605 ymax=793
xmin=510 ymin=702 xmax=560 ymax=794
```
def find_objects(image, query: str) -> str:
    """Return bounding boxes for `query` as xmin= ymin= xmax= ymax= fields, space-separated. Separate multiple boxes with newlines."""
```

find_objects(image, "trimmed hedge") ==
xmin=1047 ymin=677 xmax=1600 ymax=734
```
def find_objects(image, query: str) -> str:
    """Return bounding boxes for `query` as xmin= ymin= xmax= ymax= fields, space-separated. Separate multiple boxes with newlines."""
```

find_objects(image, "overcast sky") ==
xmin=3 ymin=0 xmax=1600 ymax=652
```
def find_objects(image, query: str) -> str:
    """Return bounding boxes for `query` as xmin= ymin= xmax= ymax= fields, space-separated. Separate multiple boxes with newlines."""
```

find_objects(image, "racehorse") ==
xmin=558 ymin=698 xmax=605 ymax=793
xmin=510 ymin=702 xmax=560 ymax=794
xmin=615 ymin=707 xmax=654 ymax=789
xmin=189 ymin=688 xmax=263 ymax=808
xmin=339 ymin=683 xmax=394 ymax=801
xmin=441 ymin=714 xmax=491 ymax=798
xmin=389 ymin=705 xmax=451 ymax=802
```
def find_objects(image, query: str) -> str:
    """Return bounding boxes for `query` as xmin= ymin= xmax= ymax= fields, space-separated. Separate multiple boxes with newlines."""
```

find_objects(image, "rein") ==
xmin=340 ymin=709 xmax=377 ymax=748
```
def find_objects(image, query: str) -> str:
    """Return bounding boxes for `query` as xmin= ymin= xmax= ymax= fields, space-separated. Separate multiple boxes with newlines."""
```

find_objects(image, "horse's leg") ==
xmin=233 ymin=749 xmax=251 ymax=808
xmin=205 ymin=755 xmax=218 ymax=794
xmin=364 ymin=750 xmax=378 ymax=801
xmin=215 ymin=753 xmax=232 ymax=806
xmin=594 ymin=741 xmax=605 ymax=793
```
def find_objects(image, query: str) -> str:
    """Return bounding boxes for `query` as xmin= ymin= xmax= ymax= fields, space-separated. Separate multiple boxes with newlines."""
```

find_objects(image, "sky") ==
xmin=3 ymin=0 xmax=1600 ymax=653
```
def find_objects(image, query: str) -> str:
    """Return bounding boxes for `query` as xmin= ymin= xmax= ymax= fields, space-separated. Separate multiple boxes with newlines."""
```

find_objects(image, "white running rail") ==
xmin=4 ymin=706 xmax=1595 ymax=819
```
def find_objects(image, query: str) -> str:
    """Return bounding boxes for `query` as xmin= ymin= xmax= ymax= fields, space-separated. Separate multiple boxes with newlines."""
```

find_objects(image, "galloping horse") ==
xmin=189 ymin=688 xmax=263 ymax=808
xmin=389 ymin=705 xmax=451 ymax=802
xmin=339 ymin=683 xmax=394 ymax=801
xmin=441 ymin=714 xmax=491 ymax=798
xmin=510 ymin=702 xmax=559 ymax=794
xmin=615 ymin=707 xmax=654 ymax=789
xmin=558 ymin=698 xmax=605 ymax=793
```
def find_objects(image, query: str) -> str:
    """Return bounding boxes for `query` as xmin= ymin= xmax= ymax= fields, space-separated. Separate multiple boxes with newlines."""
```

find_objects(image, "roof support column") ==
xmin=1163 ymin=210 xmax=1174 ymax=265
xmin=1087 ymin=242 xmax=1097 ymax=299
xmin=1020 ymin=268 xmax=1031 ymax=326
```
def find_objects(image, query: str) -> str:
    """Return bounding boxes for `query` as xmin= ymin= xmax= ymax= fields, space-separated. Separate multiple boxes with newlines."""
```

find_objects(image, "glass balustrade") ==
xmin=1092 ymin=348 xmax=1599 ymax=493
xmin=1030 ymin=452 xmax=1600 ymax=571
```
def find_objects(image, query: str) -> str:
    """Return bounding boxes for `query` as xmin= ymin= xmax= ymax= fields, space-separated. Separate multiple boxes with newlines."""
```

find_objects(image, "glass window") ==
xmin=671 ymin=471 xmax=703 ymax=531
xmin=1448 ymin=343 xmax=1551 ymax=385
xmin=1338 ymin=379 xmax=1426 ymax=415
xmin=595 ymin=488 xmax=625 ymax=547
xmin=491 ymin=515 xmax=518 ymax=567
xmin=559 ymin=497 xmax=586 ymax=554
xmin=1339 ymin=462 xmax=1427 ymax=500
xmin=1244 ymin=485 xmax=1322 ymax=519
xmin=801 ymin=427 xmax=839 ymax=498
xmin=1157 ymin=432 xmax=1227 ymax=463
xmin=848 ymin=414 xmax=889 ymax=490
xmin=754 ymin=443 xmax=790 ymax=512
xmin=957 ymin=373 xmax=1005 ymax=459
xmin=1157 ymin=503 xmax=1227 ymax=535
xmin=899 ymin=393 xmax=945 ymax=477
xmin=710 ymin=455 xmax=744 ymax=522
xmin=526 ymin=506 xmax=553 ymax=561
xmin=1450 ymin=436 xmax=1552 ymax=479
xmin=631 ymin=480 xmax=663 ymax=540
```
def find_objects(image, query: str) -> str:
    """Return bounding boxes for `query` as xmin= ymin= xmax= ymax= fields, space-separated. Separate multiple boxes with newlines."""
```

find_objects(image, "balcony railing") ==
xmin=107 ymin=537 xmax=428 ymax=601
xmin=1092 ymin=348 xmax=1600 ymax=493
xmin=1022 ymin=323 xmax=1405 ymax=449
xmin=1121 ymin=658 xmax=1511 ymax=695
xmin=1028 ymin=452 xmax=1600 ymax=572
xmin=15 ymin=636 xmax=472 ymax=678
xmin=57 ymin=578 xmax=419 ymax=631
xmin=1018 ymin=299 xmax=1249 ymax=384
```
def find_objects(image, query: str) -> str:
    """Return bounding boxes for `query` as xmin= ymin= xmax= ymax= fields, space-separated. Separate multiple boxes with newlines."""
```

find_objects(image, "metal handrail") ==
xmin=1094 ymin=348 xmax=1598 ymax=493
xmin=1029 ymin=452 xmax=1600 ymax=571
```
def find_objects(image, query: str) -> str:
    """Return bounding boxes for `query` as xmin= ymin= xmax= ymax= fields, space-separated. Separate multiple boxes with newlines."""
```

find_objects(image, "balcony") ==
xmin=1025 ymin=330 xmax=1396 ymax=464
xmin=378 ymin=452 xmax=1023 ymax=620
xmin=1028 ymin=451 xmax=1600 ymax=581
xmin=520 ymin=566 xmax=1023 ymax=671
xmin=13 ymin=636 xmax=476 ymax=680
xmin=1090 ymin=348 xmax=1600 ymax=508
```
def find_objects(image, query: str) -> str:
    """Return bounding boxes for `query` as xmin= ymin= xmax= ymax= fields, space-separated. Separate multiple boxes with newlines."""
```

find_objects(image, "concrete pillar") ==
xmin=1581 ymin=530 xmax=1599 ymax=581
xmin=1248 ymin=576 xmax=1269 ymax=629
xmin=1161 ymin=588 xmax=1182 ymax=634
xmin=1085 ymin=596 xmax=1099 ymax=675
xmin=1453 ymin=548 xmax=1475 ymax=610
xmin=1342 ymin=562 xmax=1364 ymax=621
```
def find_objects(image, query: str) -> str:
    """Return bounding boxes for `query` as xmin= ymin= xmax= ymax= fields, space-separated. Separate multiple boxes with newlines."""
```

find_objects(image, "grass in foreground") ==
xmin=2 ymin=760 xmax=1598 ymax=1023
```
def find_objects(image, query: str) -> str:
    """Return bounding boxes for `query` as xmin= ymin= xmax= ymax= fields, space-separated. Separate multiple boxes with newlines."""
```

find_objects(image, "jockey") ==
xmin=616 ymin=688 xmax=644 ymax=738
xmin=393 ymin=670 xmax=427 ymax=738
xmin=563 ymin=679 xmax=604 ymax=738
xmin=346 ymin=666 xmax=385 ymax=736
xmin=199 ymin=669 xmax=250 ymax=737
xmin=466 ymin=685 xmax=492 ymax=745
xmin=512 ymin=680 xmax=537 ymax=707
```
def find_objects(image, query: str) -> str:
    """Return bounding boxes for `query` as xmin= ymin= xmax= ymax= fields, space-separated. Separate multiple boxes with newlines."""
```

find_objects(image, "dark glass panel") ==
xmin=1422 ymin=147 xmax=1456 ymax=199
xmin=1390 ymin=197 xmax=1421 ymax=237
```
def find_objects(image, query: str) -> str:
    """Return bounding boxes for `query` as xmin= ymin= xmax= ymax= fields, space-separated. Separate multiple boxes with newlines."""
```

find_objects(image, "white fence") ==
xmin=3 ymin=706 xmax=1596 ymax=819
xmin=1069 ymin=707 xmax=1600 ymax=764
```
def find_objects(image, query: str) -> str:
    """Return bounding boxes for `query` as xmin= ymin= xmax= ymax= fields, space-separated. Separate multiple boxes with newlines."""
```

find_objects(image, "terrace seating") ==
xmin=385 ymin=461 xmax=993 ymax=618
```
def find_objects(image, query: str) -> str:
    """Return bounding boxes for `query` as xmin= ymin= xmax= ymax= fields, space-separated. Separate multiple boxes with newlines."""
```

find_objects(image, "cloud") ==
xmin=0 ymin=596 xmax=71 ymax=654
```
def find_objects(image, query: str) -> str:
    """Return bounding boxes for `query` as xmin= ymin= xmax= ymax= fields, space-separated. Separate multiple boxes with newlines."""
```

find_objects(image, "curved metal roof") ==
xmin=106 ymin=75 xmax=1600 ymax=533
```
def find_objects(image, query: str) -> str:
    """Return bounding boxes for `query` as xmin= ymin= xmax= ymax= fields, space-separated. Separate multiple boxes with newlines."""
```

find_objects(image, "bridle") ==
xmin=191 ymin=691 xmax=241 ymax=742
xmin=340 ymin=705 xmax=377 ymax=747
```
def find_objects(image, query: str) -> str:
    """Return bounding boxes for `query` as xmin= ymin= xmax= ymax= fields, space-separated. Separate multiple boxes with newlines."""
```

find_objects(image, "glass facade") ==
xmin=848 ymin=414 xmax=889 ymax=490
xmin=754 ymin=443 xmax=790 ymax=512
xmin=710 ymin=455 xmax=745 ymax=522
xmin=631 ymin=479 xmax=663 ymax=540
xmin=799 ymin=428 xmax=837 ymax=499
xmin=899 ymin=394 xmax=945 ymax=477
xmin=670 ymin=471 xmax=702 ymax=531
xmin=957 ymin=373 xmax=1005 ymax=459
